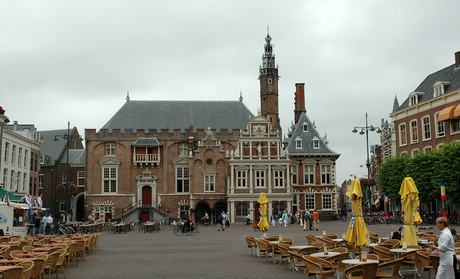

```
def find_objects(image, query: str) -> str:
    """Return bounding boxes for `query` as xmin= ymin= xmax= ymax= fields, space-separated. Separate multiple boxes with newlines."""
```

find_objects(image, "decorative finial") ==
xmin=257 ymin=108 xmax=261 ymax=116
xmin=239 ymin=90 xmax=243 ymax=102
xmin=126 ymin=90 xmax=130 ymax=102
xmin=267 ymin=22 xmax=269 ymax=35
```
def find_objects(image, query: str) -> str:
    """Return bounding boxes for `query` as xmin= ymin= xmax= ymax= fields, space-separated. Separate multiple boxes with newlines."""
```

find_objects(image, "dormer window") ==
xmin=313 ymin=140 xmax=320 ymax=149
xmin=295 ymin=140 xmax=302 ymax=149
xmin=302 ymin=124 xmax=308 ymax=132
xmin=409 ymin=92 xmax=423 ymax=106
xmin=433 ymin=81 xmax=451 ymax=97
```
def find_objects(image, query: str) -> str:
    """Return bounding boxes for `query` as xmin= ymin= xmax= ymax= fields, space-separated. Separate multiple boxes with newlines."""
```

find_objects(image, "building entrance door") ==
xmin=141 ymin=211 xmax=149 ymax=223
xmin=142 ymin=186 xmax=152 ymax=205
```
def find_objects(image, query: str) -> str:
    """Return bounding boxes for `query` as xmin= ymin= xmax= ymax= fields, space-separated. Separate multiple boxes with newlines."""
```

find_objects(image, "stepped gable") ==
xmin=100 ymin=100 xmax=254 ymax=133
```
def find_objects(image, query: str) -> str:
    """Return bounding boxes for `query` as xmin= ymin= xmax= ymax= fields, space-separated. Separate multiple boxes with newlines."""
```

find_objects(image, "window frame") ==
xmin=102 ymin=167 xmax=118 ymax=194
xmin=321 ymin=165 xmax=331 ymax=185
xmin=304 ymin=165 xmax=315 ymax=185
xmin=399 ymin=123 xmax=407 ymax=146
xmin=410 ymin=120 xmax=418 ymax=144
xmin=176 ymin=166 xmax=190 ymax=193
xmin=451 ymin=119 xmax=460 ymax=134
xmin=305 ymin=194 xmax=315 ymax=211
xmin=295 ymin=140 xmax=302 ymax=149
xmin=273 ymin=170 xmax=283 ymax=187
xmin=236 ymin=170 xmax=247 ymax=188
xmin=435 ymin=113 xmax=445 ymax=138
xmin=39 ymin=174 xmax=44 ymax=189
xmin=3 ymin=142 xmax=8 ymax=164
xmin=255 ymin=170 xmax=265 ymax=188
xmin=422 ymin=116 xmax=431 ymax=141
xmin=105 ymin=143 xmax=115 ymax=156
xmin=179 ymin=143 xmax=188 ymax=157
xmin=322 ymin=194 xmax=332 ymax=210
xmin=202 ymin=169 xmax=216 ymax=192
xmin=236 ymin=203 xmax=248 ymax=217
xmin=77 ymin=171 xmax=85 ymax=187
xmin=291 ymin=165 xmax=297 ymax=185
xmin=313 ymin=140 xmax=320 ymax=149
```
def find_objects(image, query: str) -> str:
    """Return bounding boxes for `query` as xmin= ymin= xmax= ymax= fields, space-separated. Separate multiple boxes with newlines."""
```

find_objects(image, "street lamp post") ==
xmin=352 ymin=113 xmax=381 ymax=206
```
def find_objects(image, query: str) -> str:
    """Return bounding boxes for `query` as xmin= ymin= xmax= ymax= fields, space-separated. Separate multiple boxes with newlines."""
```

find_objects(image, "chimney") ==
xmin=456 ymin=51 xmax=460 ymax=69
xmin=294 ymin=83 xmax=306 ymax=124
xmin=14 ymin=120 xmax=18 ymax=131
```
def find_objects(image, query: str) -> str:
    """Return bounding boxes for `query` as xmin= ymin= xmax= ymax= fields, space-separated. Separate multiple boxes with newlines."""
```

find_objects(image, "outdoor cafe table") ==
xmin=43 ymin=243 xmax=60 ymax=247
xmin=310 ymin=252 xmax=340 ymax=258
xmin=33 ymin=247 xmax=52 ymax=252
xmin=342 ymin=259 xmax=379 ymax=266
xmin=17 ymin=252 xmax=47 ymax=258
xmin=390 ymin=248 xmax=418 ymax=258
xmin=289 ymin=245 xmax=313 ymax=251
xmin=0 ymin=258 xmax=33 ymax=265
xmin=0 ymin=266 xmax=20 ymax=272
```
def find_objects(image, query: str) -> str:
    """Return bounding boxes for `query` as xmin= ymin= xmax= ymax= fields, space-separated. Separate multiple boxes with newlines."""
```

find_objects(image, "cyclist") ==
xmin=182 ymin=217 xmax=191 ymax=233
xmin=246 ymin=214 xmax=251 ymax=225
xmin=201 ymin=212 xmax=210 ymax=225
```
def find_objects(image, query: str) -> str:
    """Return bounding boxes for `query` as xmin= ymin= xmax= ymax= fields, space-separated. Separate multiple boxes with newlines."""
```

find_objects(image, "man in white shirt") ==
xmin=46 ymin=213 xmax=53 ymax=235
xmin=429 ymin=217 xmax=456 ymax=278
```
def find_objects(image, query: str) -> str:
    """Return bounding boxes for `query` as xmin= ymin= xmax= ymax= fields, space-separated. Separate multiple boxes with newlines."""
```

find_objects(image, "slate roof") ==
xmin=58 ymin=149 xmax=85 ymax=165
xmin=4 ymin=124 xmax=37 ymax=141
xmin=395 ymin=64 xmax=460 ymax=112
xmin=284 ymin=112 xmax=340 ymax=158
xmin=133 ymin=138 xmax=161 ymax=145
xmin=100 ymin=100 xmax=254 ymax=133
xmin=37 ymin=129 xmax=68 ymax=165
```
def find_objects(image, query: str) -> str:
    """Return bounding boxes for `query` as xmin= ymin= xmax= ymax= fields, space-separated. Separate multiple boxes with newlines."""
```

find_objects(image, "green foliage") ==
xmin=377 ymin=141 xmax=460 ymax=205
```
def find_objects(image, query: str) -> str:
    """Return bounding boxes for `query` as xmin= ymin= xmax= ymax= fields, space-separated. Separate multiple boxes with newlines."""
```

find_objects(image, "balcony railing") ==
xmin=133 ymin=154 xmax=160 ymax=165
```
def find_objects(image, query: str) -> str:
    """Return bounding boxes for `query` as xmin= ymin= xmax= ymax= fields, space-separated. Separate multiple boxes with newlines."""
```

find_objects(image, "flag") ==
xmin=5 ymin=193 xmax=11 ymax=206
xmin=36 ymin=194 xmax=43 ymax=208
xmin=22 ymin=194 xmax=32 ymax=207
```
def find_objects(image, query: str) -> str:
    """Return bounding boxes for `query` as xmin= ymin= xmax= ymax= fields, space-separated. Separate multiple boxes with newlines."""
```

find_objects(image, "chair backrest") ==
xmin=56 ymin=249 xmax=67 ymax=266
xmin=325 ymin=233 xmax=338 ymax=239
xmin=0 ymin=266 xmax=24 ymax=278
xmin=377 ymin=258 xmax=403 ymax=278
xmin=365 ymin=254 xmax=379 ymax=261
xmin=255 ymin=239 xmax=268 ymax=251
xmin=429 ymin=255 xmax=439 ymax=272
xmin=30 ymin=258 xmax=45 ymax=278
xmin=245 ymin=236 xmax=256 ymax=248
xmin=265 ymin=235 xmax=279 ymax=241
xmin=330 ymin=247 xmax=347 ymax=253
xmin=305 ymin=235 xmax=316 ymax=245
xmin=18 ymin=260 xmax=34 ymax=279
xmin=369 ymin=236 xmax=380 ymax=243
xmin=22 ymin=245 xmax=34 ymax=252
xmin=311 ymin=242 xmax=325 ymax=249
xmin=373 ymin=246 xmax=392 ymax=261
xmin=407 ymin=245 xmax=421 ymax=249
xmin=280 ymin=238 xmax=294 ymax=245
xmin=288 ymin=251 xmax=306 ymax=269
xmin=47 ymin=252 xmax=60 ymax=268
xmin=319 ymin=237 xmax=334 ymax=248
xmin=416 ymin=251 xmax=433 ymax=268
xmin=298 ymin=247 xmax=318 ymax=255
xmin=345 ymin=262 xmax=379 ymax=279
xmin=277 ymin=243 xmax=291 ymax=256
xmin=400 ymin=250 xmax=417 ymax=263
xmin=10 ymin=249 xmax=24 ymax=259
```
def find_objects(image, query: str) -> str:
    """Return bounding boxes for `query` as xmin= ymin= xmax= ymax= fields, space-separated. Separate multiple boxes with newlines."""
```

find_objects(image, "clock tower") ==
xmin=259 ymin=27 xmax=281 ymax=133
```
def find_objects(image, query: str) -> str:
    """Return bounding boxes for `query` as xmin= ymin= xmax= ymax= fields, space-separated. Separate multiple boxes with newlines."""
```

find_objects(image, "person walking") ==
xmin=218 ymin=211 xmax=225 ymax=232
xmin=303 ymin=211 xmax=311 ymax=231
xmin=312 ymin=209 xmax=320 ymax=231
xmin=33 ymin=214 xmax=40 ymax=237
xmin=40 ymin=214 xmax=47 ymax=235
xmin=342 ymin=204 xmax=348 ymax=221
xmin=225 ymin=212 xmax=230 ymax=228
xmin=429 ymin=217 xmax=456 ymax=278
xmin=281 ymin=210 xmax=289 ymax=227
xmin=271 ymin=212 xmax=276 ymax=227
xmin=46 ymin=213 xmax=53 ymax=235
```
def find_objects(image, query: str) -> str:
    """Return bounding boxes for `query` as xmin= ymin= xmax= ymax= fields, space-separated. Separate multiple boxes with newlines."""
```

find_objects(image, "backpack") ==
xmin=218 ymin=215 xmax=223 ymax=222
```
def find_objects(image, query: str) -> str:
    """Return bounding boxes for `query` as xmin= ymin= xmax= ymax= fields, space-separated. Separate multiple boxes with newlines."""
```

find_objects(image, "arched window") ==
xmin=236 ymin=203 xmax=248 ymax=217
xmin=273 ymin=202 xmax=285 ymax=216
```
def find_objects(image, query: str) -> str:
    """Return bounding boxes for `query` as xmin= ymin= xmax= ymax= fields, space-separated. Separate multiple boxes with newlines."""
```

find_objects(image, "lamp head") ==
xmin=359 ymin=129 xmax=365 ymax=135
xmin=376 ymin=128 xmax=382 ymax=134
xmin=369 ymin=126 xmax=376 ymax=132
xmin=53 ymin=136 xmax=58 ymax=141
xmin=352 ymin=128 xmax=358 ymax=133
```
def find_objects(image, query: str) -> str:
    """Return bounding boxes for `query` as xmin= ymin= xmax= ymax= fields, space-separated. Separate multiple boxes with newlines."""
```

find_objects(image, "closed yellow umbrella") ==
xmin=399 ymin=176 xmax=419 ymax=246
xmin=345 ymin=177 xmax=370 ymax=247
xmin=257 ymin=192 xmax=269 ymax=232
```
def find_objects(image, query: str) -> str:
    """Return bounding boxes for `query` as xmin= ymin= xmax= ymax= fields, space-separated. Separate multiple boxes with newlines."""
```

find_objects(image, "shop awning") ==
xmin=438 ymin=105 xmax=458 ymax=122
xmin=454 ymin=105 xmax=460 ymax=118
xmin=0 ymin=188 xmax=21 ymax=201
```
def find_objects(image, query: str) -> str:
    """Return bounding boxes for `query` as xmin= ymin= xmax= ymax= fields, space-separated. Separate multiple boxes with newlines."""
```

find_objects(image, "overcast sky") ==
xmin=2 ymin=1 xmax=460 ymax=186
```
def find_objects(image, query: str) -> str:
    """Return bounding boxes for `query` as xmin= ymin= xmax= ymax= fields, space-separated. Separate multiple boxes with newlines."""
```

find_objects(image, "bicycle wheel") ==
xmin=174 ymin=227 xmax=181 ymax=236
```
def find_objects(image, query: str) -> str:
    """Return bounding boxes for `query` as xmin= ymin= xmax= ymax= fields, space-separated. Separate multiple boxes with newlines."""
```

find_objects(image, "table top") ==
xmin=332 ymin=238 xmax=344 ymax=242
xmin=368 ymin=243 xmax=379 ymax=247
xmin=0 ymin=265 xmax=20 ymax=271
xmin=342 ymin=259 xmax=379 ymax=265
xmin=0 ymin=258 xmax=33 ymax=264
xmin=310 ymin=252 xmax=340 ymax=258
xmin=17 ymin=252 xmax=47 ymax=257
xmin=269 ymin=241 xmax=279 ymax=244
xmin=289 ymin=245 xmax=314 ymax=250
xmin=390 ymin=248 xmax=418 ymax=253
xmin=33 ymin=248 xmax=52 ymax=252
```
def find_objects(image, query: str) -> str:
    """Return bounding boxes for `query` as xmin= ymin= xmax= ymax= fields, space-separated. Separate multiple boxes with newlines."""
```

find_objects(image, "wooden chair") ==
xmin=255 ymin=239 xmax=269 ymax=261
xmin=311 ymin=242 xmax=325 ymax=250
xmin=303 ymin=255 xmax=335 ymax=278
xmin=0 ymin=246 xmax=8 ymax=259
xmin=319 ymin=237 xmax=334 ymax=249
xmin=356 ymin=254 xmax=379 ymax=261
xmin=35 ymin=254 xmax=48 ymax=279
xmin=288 ymin=251 xmax=307 ymax=278
xmin=370 ymin=236 xmax=380 ymax=243
xmin=65 ymin=242 xmax=79 ymax=268
xmin=10 ymin=250 xmax=24 ymax=259
xmin=277 ymin=243 xmax=291 ymax=269
xmin=22 ymin=245 xmax=34 ymax=252
xmin=0 ymin=266 xmax=24 ymax=278
xmin=244 ymin=236 xmax=256 ymax=256
xmin=75 ymin=240 xmax=86 ymax=261
xmin=297 ymin=246 xmax=318 ymax=255
xmin=407 ymin=245 xmax=421 ymax=249
xmin=375 ymin=259 xmax=402 ymax=279
xmin=305 ymin=234 xmax=317 ymax=245
xmin=373 ymin=246 xmax=395 ymax=262
xmin=55 ymin=248 xmax=67 ymax=279
xmin=3 ymin=244 xmax=19 ymax=259
xmin=95 ymin=233 xmax=101 ymax=250
xmin=417 ymin=251 xmax=434 ymax=278
xmin=381 ymin=239 xmax=399 ymax=249
xmin=265 ymin=241 xmax=277 ymax=262
xmin=280 ymin=238 xmax=294 ymax=245
xmin=330 ymin=247 xmax=348 ymax=253
xmin=400 ymin=250 xmax=418 ymax=278
xmin=17 ymin=260 xmax=34 ymax=279
xmin=30 ymin=258 xmax=46 ymax=279
xmin=43 ymin=251 xmax=60 ymax=279
xmin=325 ymin=233 xmax=338 ymax=239
xmin=334 ymin=239 xmax=347 ymax=248
xmin=344 ymin=262 xmax=379 ymax=279
xmin=455 ymin=241 xmax=460 ymax=248
xmin=369 ymin=232 xmax=379 ymax=237
xmin=265 ymin=235 xmax=279 ymax=241
xmin=325 ymin=252 xmax=348 ymax=274
xmin=429 ymin=255 xmax=439 ymax=277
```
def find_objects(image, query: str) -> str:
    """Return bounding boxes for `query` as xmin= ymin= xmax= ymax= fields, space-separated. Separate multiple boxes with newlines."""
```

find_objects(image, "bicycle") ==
xmin=200 ymin=218 xmax=210 ymax=227
xmin=174 ymin=224 xmax=193 ymax=236
xmin=239 ymin=217 xmax=253 ymax=226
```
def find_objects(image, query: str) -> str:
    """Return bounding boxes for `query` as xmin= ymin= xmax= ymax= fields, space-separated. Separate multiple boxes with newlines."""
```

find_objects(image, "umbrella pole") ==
xmin=358 ymin=247 xmax=361 ymax=261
